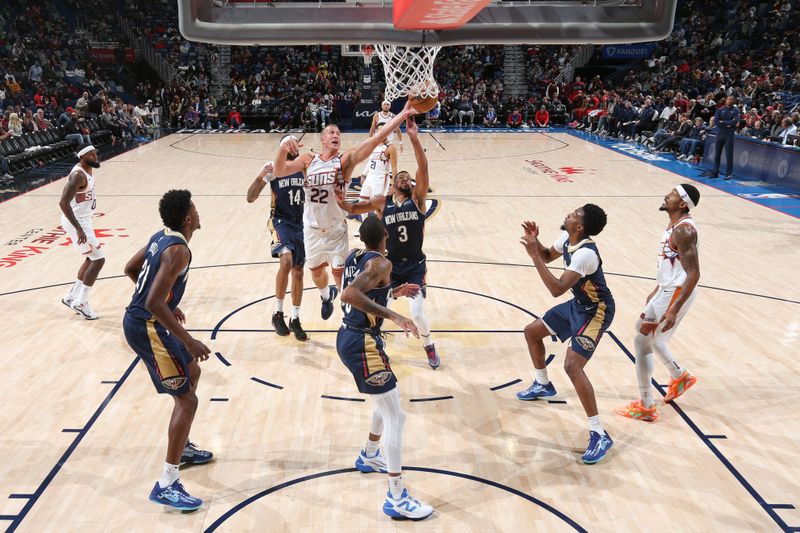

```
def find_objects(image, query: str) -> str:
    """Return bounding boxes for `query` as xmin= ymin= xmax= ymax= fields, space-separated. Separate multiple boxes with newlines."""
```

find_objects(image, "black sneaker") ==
xmin=289 ymin=318 xmax=308 ymax=341
xmin=272 ymin=312 xmax=290 ymax=336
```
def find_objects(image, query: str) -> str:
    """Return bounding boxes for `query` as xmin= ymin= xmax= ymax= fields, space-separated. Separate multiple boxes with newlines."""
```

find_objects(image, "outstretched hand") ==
xmin=393 ymin=283 xmax=421 ymax=298
xmin=521 ymin=220 xmax=540 ymax=239
xmin=406 ymin=116 xmax=419 ymax=138
xmin=280 ymin=137 xmax=303 ymax=156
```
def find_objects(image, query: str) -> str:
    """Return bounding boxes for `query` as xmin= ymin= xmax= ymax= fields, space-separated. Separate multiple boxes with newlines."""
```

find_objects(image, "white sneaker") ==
xmin=355 ymin=449 xmax=387 ymax=473
xmin=383 ymin=489 xmax=434 ymax=521
xmin=71 ymin=301 xmax=98 ymax=320
xmin=62 ymin=296 xmax=76 ymax=311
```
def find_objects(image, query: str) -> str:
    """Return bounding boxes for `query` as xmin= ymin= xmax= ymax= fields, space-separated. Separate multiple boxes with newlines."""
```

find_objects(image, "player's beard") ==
xmin=560 ymin=224 xmax=567 ymax=231
xmin=87 ymin=161 xmax=101 ymax=168
xmin=398 ymin=183 xmax=412 ymax=195
xmin=659 ymin=204 xmax=668 ymax=211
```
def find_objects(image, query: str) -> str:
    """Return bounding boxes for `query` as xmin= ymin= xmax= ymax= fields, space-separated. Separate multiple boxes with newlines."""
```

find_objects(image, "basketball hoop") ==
xmin=362 ymin=45 xmax=375 ymax=67
xmin=372 ymin=44 xmax=441 ymax=102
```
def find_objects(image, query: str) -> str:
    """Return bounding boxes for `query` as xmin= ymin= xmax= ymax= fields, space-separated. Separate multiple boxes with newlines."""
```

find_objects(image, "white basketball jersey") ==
xmin=656 ymin=217 xmax=698 ymax=289
xmin=366 ymin=143 xmax=391 ymax=178
xmin=376 ymin=110 xmax=396 ymax=142
xmin=69 ymin=164 xmax=95 ymax=219
xmin=304 ymin=153 xmax=346 ymax=229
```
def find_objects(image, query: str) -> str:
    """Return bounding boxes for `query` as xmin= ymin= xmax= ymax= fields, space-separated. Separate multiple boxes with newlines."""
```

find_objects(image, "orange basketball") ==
xmin=407 ymin=80 xmax=439 ymax=113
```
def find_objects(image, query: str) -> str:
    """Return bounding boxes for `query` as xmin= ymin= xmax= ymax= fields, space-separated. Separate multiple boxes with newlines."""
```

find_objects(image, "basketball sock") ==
xmin=635 ymin=349 xmax=656 ymax=408
xmin=67 ymin=280 xmax=83 ymax=299
xmin=409 ymin=295 xmax=432 ymax=346
xmin=319 ymin=285 xmax=331 ymax=301
xmin=373 ymin=388 xmax=405 ymax=475
xmin=653 ymin=339 xmax=685 ymax=379
xmin=76 ymin=284 xmax=92 ymax=303
xmin=291 ymin=306 xmax=300 ymax=320
xmin=274 ymin=298 xmax=284 ymax=314
xmin=158 ymin=462 xmax=180 ymax=489
xmin=588 ymin=415 xmax=604 ymax=435
xmin=365 ymin=439 xmax=380 ymax=456
xmin=534 ymin=368 xmax=550 ymax=385
xmin=388 ymin=475 xmax=405 ymax=499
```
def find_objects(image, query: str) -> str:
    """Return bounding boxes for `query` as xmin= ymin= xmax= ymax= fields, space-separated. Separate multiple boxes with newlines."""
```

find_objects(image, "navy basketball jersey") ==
xmin=341 ymin=249 xmax=391 ymax=330
xmin=270 ymin=171 xmax=305 ymax=221
xmin=126 ymin=229 xmax=192 ymax=320
xmin=383 ymin=195 xmax=425 ymax=262
xmin=562 ymin=239 xmax=614 ymax=307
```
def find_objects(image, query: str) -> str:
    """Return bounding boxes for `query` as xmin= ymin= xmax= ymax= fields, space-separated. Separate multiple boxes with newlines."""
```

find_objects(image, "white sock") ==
xmin=654 ymin=338 xmax=685 ymax=379
xmin=388 ymin=475 xmax=405 ymax=499
xmin=274 ymin=298 xmax=284 ymax=314
xmin=421 ymin=333 xmax=432 ymax=347
xmin=76 ymin=284 xmax=92 ymax=304
xmin=291 ymin=306 xmax=300 ymax=320
xmin=365 ymin=439 xmax=380 ymax=456
xmin=534 ymin=368 xmax=550 ymax=385
xmin=319 ymin=285 xmax=331 ymax=300
xmin=67 ymin=280 xmax=83 ymax=299
xmin=158 ymin=462 xmax=180 ymax=489
xmin=588 ymin=415 xmax=604 ymax=435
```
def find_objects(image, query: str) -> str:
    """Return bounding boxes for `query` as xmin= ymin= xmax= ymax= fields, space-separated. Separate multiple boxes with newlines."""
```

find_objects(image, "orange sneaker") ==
xmin=615 ymin=400 xmax=659 ymax=422
xmin=664 ymin=371 xmax=697 ymax=403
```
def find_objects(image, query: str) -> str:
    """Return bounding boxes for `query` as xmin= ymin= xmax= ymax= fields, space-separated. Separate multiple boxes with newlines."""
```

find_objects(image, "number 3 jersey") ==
xmin=304 ymin=153 xmax=347 ymax=229
xmin=126 ymin=229 xmax=192 ymax=321
xmin=383 ymin=194 xmax=426 ymax=262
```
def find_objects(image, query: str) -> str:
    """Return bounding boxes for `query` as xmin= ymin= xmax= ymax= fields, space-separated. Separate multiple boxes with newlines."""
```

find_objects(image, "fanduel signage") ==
xmin=601 ymin=44 xmax=656 ymax=59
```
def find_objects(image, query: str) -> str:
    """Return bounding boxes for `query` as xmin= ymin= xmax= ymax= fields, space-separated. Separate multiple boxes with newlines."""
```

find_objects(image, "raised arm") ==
xmin=274 ymin=136 xmax=312 ymax=177
xmin=660 ymin=224 xmax=700 ymax=331
xmin=334 ymin=189 xmax=385 ymax=216
xmin=406 ymin=118 xmax=428 ymax=205
xmin=341 ymin=103 xmax=416 ymax=178
xmin=246 ymin=161 xmax=273 ymax=203
xmin=340 ymin=256 xmax=418 ymax=337
xmin=389 ymin=143 xmax=398 ymax=179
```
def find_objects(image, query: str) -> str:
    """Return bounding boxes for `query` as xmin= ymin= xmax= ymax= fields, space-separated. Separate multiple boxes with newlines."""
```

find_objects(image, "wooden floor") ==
xmin=1 ymin=131 xmax=798 ymax=533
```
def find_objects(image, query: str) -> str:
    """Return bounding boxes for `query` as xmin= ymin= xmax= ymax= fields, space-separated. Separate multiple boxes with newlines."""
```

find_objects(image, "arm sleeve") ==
xmin=565 ymin=248 xmax=599 ymax=277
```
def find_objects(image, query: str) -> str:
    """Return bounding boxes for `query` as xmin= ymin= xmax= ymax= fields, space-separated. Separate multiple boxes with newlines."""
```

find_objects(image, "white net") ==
xmin=373 ymin=44 xmax=441 ymax=102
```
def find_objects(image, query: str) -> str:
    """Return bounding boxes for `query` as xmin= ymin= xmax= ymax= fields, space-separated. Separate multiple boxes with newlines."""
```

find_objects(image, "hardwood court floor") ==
xmin=1 ymin=131 xmax=798 ymax=532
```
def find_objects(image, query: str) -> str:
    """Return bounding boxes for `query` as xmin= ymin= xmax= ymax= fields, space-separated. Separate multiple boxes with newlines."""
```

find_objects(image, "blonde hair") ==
xmin=9 ymin=112 xmax=21 ymax=127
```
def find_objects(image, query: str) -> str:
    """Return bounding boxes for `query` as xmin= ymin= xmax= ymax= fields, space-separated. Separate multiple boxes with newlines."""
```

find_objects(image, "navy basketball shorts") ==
xmin=336 ymin=326 xmax=397 ymax=394
xmin=541 ymin=299 xmax=615 ymax=359
xmin=268 ymin=218 xmax=305 ymax=267
xmin=123 ymin=313 xmax=193 ymax=395
xmin=390 ymin=256 xmax=427 ymax=297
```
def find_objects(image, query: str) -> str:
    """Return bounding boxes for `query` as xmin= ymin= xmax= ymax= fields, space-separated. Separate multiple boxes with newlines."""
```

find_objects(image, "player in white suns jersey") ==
xmin=58 ymin=145 xmax=105 ymax=320
xmin=359 ymin=135 xmax=398 ymax=201
xmin=616 ymin=184 xmax=701 ymax=422
xmin=370 ymin=100 xmax=403 ymax=147
xmin=275 ymin=101 xmax=419 ymax=321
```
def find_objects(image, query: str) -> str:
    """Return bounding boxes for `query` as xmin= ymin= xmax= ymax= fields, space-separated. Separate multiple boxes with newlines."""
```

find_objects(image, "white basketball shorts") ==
xmin=304 ymin=220 xmax=348 ymax=270
xmin=61 ymin=214 xmax=105 ymax=260
xmin=639 ymin=286 xmax=697 ymax=341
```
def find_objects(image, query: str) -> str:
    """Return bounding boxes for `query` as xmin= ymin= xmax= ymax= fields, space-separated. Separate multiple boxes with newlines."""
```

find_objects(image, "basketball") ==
xmin=407 ymin=80 xmax=440 ymax=113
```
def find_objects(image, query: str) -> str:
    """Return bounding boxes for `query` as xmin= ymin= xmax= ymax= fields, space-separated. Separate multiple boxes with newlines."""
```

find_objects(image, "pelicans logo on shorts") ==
xmin=365 ymin=370 xmax=394 ymax=387
xmin=162 ymin=376 xmax=188 ymax=390
xmin=574 ymin=336 xmax=597 ymax=353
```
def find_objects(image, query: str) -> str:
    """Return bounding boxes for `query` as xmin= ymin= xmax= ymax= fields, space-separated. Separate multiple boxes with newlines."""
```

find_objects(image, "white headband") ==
xmin=675 ymin=185 xmax=696 ymax=210
xmin=77 ymin=145 xmax=96 ymax=158
xmin=382 ymin=100 xmax=391 ymax=106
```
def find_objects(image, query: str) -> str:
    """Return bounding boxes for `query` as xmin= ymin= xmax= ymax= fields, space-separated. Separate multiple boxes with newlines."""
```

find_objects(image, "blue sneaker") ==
xmin=355 ymin=448 xmax=387 ymax=473
xmin=321 ymin=285 xmax=338 ymax=320
xmin=383 ymin=489 xmax=434 ymax=521
xmin=582 ymin=430 xmax=613 ymax=464
xmin=180 ymin=441 xmax=213 ymax=465
xmin=148 ymin=479 xmax=203 ymax=511
xmin=516 ymin=380 xmax=557 ymax=401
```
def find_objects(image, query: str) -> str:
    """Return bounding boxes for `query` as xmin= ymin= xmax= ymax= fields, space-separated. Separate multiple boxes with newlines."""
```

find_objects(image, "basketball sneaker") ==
xmin=70 ymin=301 xmax=98 ymax=320
xmin=424 ymin=344 xmax=440 ymax=369
xmin=355 ymin=448 xmax=387 ymax=473
xmin=272 ymin=311 xmax=290 ymax=336
xmin=516 ymin=380 xmax=556 ymax=401
xmin=288 ymin=318 xmax=308 ymax=341
xmin=582 ymin=430 xmax=613 ymax=465
xmin=180 ymin=442 xmax=213 ymax=466
xmin=148 ymin=479 xmax=202 ymax=511
xmin=615 ymin=400 xmax=659 ymax=422
xmin=383 ymin=489 xmax=434 ymax=521
xmin=663 ymin=371 xmax=697 ymax=403
xmin=61 ymin=296 xmax=75 ymax=311
xmin=321 ymin=285 xmax=338 ymax=320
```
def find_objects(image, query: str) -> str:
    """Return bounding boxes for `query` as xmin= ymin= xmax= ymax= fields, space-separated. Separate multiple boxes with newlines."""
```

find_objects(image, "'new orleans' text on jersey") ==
xmin=383 ymin=195 xmax=425 ymax=262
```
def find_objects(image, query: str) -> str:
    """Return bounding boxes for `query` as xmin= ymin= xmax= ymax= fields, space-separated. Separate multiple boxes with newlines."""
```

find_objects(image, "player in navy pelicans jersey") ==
xmin=275 ymin=101 xmax=419 ymax=321
xmin=122 ymin=190 xmax=212 ymax=511
xmin=336 ymin=117 xmax=440 ymax=369
xmin=517 ymin=204 xmax=616 ymax=465
xmin=337 ymin=216 xmax=433 ymax=521
xmin=247 ymin=149 xmax=308 ymax=341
